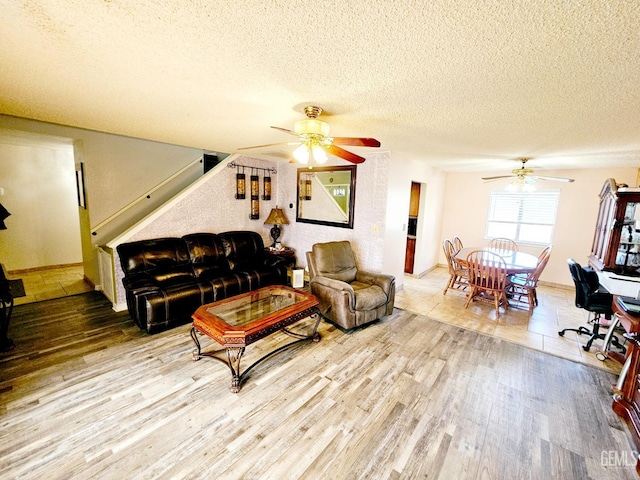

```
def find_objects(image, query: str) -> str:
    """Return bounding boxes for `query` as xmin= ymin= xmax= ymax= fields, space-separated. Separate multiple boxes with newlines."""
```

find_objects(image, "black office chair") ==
xmin=559 ymin=259 xmax=624 ymax=352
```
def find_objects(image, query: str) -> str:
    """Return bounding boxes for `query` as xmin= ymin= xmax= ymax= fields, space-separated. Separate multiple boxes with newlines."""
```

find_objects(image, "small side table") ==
xmin=264 ymin=247 xmax=296 ymax=268
xmin=264 ymin=246 xmax=295 ymax=258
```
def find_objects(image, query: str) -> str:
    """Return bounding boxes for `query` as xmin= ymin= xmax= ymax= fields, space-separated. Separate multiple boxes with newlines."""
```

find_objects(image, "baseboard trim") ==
xmin=9 ymin=262 xmax=84 ymax=275
xmin=112 ymin=302 xmax=128 ymax=312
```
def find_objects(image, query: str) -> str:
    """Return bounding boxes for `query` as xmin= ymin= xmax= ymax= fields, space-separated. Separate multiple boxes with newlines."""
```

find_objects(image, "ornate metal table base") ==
xmin=191 ymin=312 xmax=321 ymax=393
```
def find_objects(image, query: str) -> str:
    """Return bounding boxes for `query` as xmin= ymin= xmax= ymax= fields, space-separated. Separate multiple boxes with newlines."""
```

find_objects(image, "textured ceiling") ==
xmin=1 ymin=0 xmax=639 ymax=173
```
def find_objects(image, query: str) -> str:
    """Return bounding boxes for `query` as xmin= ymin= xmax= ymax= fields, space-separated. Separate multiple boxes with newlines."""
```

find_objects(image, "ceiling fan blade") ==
xmin=532 ymin=175 xmax=575 ymax=183
xmin=326 ymin=144 xmax=366 ymax=164
xmin=331 ymin=137 xmax=381 ymax=147
xmin=270 ymin=126 xmax=299 ymax=136
xmin=237 ymin=141 xmax=298 ymax=150
xmin=482 ymin=175 xmax=515 ymax=181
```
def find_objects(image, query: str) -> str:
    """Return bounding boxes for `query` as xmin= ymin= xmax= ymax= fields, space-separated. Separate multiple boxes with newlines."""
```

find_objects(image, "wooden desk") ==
xmin=454 ymin=247 xmax=539 ymax=275
xmin=611 ymin=296 xmax=640 ymax=474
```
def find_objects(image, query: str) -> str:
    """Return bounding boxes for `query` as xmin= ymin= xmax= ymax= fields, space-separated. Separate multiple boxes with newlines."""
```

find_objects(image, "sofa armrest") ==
xmin=356 ymin=270 xmax=395 ymax=294
xmin=122 ymin=273 xmax=160 ymax=295
xmin=311 ymin=275 xmax=356 ymax=310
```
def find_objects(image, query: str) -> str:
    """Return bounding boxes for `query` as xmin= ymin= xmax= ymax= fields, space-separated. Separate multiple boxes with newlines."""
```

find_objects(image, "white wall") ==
xmin=108 ymin=152 xmax=395 ymax=308
xmin=282 ymin=151 xmax=390 ymax=274
xmin=441 ymin=167 xmax=639 ymax=287
xmin=0 ymin=115 xmax=202 ymax=284
xmin=383 ymin=154 xmax=448 ymax=281
xmin=0 ymin=135 xmax=81 ymax=271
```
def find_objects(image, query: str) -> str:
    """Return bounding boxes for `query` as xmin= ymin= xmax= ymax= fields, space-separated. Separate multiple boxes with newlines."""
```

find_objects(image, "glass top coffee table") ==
xmin=190 ymin=285 xmax=320 ymax=393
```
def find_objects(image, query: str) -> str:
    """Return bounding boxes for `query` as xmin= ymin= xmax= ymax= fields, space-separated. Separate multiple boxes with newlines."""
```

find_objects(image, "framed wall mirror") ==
xmin=296 ymin=165 xmax=356 ymax=229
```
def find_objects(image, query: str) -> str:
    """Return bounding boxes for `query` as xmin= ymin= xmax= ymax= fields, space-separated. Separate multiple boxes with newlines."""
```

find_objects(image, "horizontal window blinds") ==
xmin=486 ymin=191 xmax=559 ymax=244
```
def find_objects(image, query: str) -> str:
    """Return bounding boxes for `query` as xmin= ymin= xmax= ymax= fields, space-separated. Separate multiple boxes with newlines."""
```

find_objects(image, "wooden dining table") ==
xmin=454 ymin=247 xmax=539 ymax=275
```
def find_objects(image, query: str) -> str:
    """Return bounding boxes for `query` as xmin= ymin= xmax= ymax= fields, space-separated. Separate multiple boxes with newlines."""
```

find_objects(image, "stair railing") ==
xmin=91 ymin=156 xmax=203 ymax=236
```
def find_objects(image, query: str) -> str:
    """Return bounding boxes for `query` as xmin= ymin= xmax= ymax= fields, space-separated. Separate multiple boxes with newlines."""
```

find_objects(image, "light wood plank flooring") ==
xmin=0 ymin=271 xmax=637 ymax=479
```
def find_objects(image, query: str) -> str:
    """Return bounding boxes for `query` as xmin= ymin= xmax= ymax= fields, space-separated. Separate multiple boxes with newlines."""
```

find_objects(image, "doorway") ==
xmin=404 ymin=181 xmax=421 ymax=274
xmin=0 ymin=130 xmax=84 ymax=276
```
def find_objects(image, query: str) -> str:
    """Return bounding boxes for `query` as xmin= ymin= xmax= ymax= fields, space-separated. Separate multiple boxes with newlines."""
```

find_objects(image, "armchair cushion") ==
xmin=312 ymin=241 xmax=357 ymax=283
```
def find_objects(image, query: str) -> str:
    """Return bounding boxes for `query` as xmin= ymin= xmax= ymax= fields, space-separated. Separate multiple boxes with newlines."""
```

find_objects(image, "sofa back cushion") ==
xmin=148 ymin=265 xmax=196 ymax=286
xmin=117 ymin=237 xmax=191 ymax=275
xmin=182 ymin=233 xmax=230 ymax=279
xmin=219 ymin=231 xmax=265 ymax=271
xmin=312 ymin=241 xmax=358 ymax=283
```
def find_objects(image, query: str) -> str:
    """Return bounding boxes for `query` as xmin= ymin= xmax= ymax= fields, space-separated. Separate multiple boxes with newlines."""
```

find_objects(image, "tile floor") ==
xmin=396 ymin=266 xmax=625 ymax=375
xmin=7 ymin=264 xmax=93 ymax=306
xmin=7 ymin=263 xmax=624 ymax=374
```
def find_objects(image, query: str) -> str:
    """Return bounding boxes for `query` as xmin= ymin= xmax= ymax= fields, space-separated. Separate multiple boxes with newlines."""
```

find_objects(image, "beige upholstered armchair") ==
xmin=306 ymin=241 xmax=395 ymax=330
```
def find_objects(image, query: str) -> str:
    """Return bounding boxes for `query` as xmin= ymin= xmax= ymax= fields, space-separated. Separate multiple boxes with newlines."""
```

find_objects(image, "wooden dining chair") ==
xmin=464 ymin=250 xmax=509 ymax=316
xmin=507 ymin=246 xmax=552 ymax=310
xmin=442 ymin=239 xmax=469 ymax=295
xmin=488 ymin=237 xmax=518 ymax=254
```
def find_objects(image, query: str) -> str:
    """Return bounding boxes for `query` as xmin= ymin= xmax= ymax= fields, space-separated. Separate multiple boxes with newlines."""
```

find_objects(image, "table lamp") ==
xmin=264 ymin=206 xmax=289 ymax=247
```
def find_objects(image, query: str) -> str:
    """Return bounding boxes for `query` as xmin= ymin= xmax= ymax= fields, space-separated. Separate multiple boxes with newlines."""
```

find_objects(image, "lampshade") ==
xmin=311 ymin=144 xmax=327 ymax=164
xmin=293 ymin=144 xmax=310 ymax=164
xmin=264 ymin=207 xmax=289 ymax=226
xmin=293 ymin=141 xmax=327 ymax=165
xmin=294 ymin=118 xmax=330 ymax=136
xmin=506 ymin=176 xmax=536 ymax=193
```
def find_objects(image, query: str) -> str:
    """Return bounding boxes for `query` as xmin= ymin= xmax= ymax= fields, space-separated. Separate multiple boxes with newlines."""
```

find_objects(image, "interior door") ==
xmin=404 ymin=182 xmax=421 ymax=273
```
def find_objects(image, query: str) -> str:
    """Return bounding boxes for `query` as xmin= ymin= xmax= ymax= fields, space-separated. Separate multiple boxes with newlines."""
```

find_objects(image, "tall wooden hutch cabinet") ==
xmin=589 ymin=178 xmax=640 ymax=275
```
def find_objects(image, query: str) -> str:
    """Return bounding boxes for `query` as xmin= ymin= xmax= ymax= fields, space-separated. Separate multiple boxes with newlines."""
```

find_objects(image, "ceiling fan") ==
xmin=482 ymin=158 xmax=575 ymax=185
xmin=237 ymin=106 xmax=381 ymax=165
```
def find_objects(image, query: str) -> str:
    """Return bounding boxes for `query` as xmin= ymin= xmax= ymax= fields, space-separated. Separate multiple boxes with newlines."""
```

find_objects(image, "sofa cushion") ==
xmin=138 ymin=282 xmax=213 ymax=334
xmin=148 ymin=265 xmax=196 ymax=286
xmin=183 ymin=233 xmax=230 ymax=279
xmin=117 ymin=237 xmax=190 ymax=275
xmin=206 ymin=274 xmax=247 ymax=301
xmin=220 ymin=231 xmax=266 ymax=271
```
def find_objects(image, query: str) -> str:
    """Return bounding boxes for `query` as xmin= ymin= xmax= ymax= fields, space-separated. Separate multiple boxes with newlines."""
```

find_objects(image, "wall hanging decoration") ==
xmin=301 ymin=173 xmax=312 ymax=201
xmin=262 ymin=175 xmax=271 ymax=200
xmin=250 ymin=170 xmax=260 ymax=219
xmin=228 ymin=161 xmax=277 ymax=220
xmin=235 ymin=165 xmax=246 ymax=199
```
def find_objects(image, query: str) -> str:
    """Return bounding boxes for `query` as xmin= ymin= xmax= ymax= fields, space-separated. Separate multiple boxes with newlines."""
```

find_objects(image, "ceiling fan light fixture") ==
xmin=311 ymin=144 xmax=327 ymax=164
xmin=293 ymin=143 xmax=310 ymax=164
xmin=294 ymin=118 xmax=330 ymax=137
xmin=240 ymin=105 xmax=379 ymax=165
xmin=506 ymin=176 xmax=537 ymax=193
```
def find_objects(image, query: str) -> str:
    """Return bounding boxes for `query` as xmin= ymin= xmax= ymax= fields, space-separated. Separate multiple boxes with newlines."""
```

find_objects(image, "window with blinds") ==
xmin=486 ymin=190 xmax=560 ymax=244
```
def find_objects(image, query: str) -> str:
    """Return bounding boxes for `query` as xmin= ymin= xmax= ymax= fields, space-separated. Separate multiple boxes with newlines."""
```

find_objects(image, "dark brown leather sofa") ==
xmin=117 ymin=231 xmax=289 ymax=333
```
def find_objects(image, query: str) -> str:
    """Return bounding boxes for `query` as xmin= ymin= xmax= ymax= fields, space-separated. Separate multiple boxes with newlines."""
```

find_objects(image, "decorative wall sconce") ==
xmin=303 ymin=176 xmax=312 ymax=201
xmin=235 ymin=166 xmax=246 ymax=199
xmin=262 ymin=176 xmax=271 ymax=200
xmin=250 ymin=172 xmax=259 ymax=219
xmin=228 ymin=161 xmax=277 ymax=220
